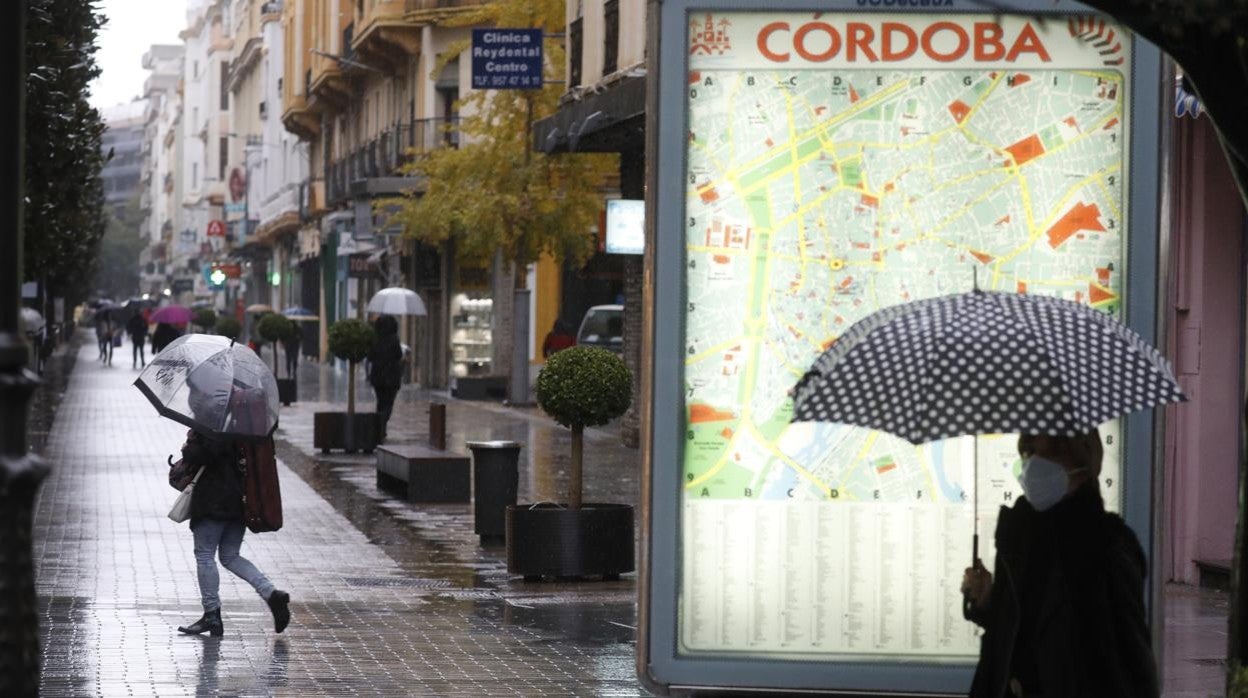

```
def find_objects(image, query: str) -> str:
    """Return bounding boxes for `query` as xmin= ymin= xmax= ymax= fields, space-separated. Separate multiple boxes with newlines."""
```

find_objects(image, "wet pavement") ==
xmin=33 ymin=336 xmax=644 ymax=697
xmin=29 ymin=334 xmax=1230 ymax=696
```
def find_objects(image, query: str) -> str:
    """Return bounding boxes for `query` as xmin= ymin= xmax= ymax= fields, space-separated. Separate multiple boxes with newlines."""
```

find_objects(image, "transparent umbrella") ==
xmin=133 ymin=333 xmax=279 ymax=440
xmin=367 ymin=287 xmax=427 ymax=316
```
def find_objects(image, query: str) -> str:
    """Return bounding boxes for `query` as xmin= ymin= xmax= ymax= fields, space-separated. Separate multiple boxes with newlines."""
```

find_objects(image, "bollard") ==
xmin=429 ymin=402 xmax=446 ymax=450
xmin=466 ymin=440 xmax=522 ymax=545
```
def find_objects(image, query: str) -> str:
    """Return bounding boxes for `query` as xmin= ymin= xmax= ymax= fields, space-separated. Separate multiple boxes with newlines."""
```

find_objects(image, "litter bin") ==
xmin=467 ymin=440 xmax=522 ymax=544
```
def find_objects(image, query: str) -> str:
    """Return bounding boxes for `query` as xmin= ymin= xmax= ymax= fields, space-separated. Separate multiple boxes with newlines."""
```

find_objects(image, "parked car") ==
xmin=576 ymin=304 xmax=623 ymax=354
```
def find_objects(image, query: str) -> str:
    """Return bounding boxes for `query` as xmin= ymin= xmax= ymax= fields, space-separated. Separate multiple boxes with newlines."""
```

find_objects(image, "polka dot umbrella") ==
xmin=791 ymin=288 xmax=1186 ymax=591
xmin=792 ymin=289 xmax=1185 ymax=442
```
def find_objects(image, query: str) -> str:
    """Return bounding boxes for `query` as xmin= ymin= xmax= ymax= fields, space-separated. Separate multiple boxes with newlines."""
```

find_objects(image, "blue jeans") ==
xmin=191 ymin=518 xmax=275 ymax=612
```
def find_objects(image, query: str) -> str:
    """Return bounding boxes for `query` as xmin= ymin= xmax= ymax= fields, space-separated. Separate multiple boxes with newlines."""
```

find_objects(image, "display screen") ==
xmin=606 ymin=198 xmax=646 ymax=254
xmin=679 ymin=11 xmax=1130 ymax=661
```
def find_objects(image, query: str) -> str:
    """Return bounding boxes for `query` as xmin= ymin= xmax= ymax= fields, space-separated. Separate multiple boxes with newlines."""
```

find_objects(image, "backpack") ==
xmin=239 ymin=437 xmax=282 ymax=533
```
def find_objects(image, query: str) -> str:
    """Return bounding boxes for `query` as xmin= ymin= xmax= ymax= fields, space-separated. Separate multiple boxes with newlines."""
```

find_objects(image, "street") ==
xmin=29 ymin=334 xmax=1228 ymax=696
xmin=34 ymin=335 xmax=643 ymax=697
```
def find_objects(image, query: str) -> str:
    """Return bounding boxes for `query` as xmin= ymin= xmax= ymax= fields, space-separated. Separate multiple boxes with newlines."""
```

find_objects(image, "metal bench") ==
xmin=375 ymin=443 xmax=470 ymax=503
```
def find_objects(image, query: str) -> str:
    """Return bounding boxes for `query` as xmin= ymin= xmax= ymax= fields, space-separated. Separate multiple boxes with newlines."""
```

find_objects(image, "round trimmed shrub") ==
xmin=193 ymin=308 xmax=217 ymax=330
xmin=214 ymin=316 xmax=241 ymax=340
xmin=328 ymin=318 xmax=375 ymax=363
xmin=257 ymin=313 xmax=296 ymax=343
xmin=535 ymin=346 xmax=632 ymax=429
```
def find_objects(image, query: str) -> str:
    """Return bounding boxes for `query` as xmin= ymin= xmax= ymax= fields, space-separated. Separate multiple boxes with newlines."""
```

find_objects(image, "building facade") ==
xmin=280 ymin=0 xmax=483 ymax=382
xmin=100 ymin=101 xmax=149 ymax=219
xmin=139 ymin=45 xmax=185 ymax=297
xmin=534 ymin=0 xmax=645 ymax=443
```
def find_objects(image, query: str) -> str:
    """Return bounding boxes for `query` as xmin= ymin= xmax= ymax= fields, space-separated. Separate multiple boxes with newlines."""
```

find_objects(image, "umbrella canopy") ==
xmin=134 ymin=334 xmax=279 ymax=440
xmin=20 ymin=307 xmax=44 ymax=332
xmin=281 ymin=306 xmax=319 ymax=321
xmin=150 ymin=305 xmax=193 ymax=325
xmin=246 ymin=304 xmax=274 ymax=314
xmin=792 ymin=289 xmax=1187 ymax=444
xmin=367 ymin=287 xmax=426 ymax=316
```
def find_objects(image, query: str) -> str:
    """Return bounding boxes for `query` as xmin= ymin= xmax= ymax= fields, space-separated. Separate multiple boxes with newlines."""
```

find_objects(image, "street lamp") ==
xmin=1 ymin=2 xmax=49 ymax=694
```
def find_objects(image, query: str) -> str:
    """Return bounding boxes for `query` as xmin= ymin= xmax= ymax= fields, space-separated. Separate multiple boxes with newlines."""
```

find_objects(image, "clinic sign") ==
xmin=642 ymin=1 xmax=1165 ymax=694
xmin=471 ymin=29 xmax=543 ymax=89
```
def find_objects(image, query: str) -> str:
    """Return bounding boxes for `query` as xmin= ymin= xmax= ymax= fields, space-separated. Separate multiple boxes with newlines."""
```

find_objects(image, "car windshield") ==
xmin=579 ymin=309 xmax=623 ymax=345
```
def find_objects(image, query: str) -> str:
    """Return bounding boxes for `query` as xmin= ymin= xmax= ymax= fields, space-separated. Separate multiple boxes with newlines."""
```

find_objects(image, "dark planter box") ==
xmin=313 ymin=412 xmax=378 ymax=454
xmin=277 ymin=378 xmax=297 ymax=406
xmin=506 ymin=503 xmax=635 ymax=580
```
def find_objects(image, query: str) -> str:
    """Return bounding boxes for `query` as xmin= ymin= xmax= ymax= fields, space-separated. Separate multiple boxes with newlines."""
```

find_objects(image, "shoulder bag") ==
xmin=168 ymin=465 xmax=205 ymax=523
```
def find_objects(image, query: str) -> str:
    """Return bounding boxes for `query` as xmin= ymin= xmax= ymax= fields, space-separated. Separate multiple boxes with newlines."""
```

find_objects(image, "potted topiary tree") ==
xmin=214 ymin=316 xmax=241 ymax=341
xmin=314 ymin=318 xmax=378 ymax=453
xmin=506 ymin=346 xmax=634 ymax=580
xmin=257 ymin=313 xmax=297 ymax=406
xmin=193 ymin=308 xmax=217 ymax=332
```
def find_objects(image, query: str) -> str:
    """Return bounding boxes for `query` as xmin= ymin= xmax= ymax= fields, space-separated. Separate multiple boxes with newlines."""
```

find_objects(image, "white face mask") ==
xmin=1019 ymin=456 xmax=1082 ymax=512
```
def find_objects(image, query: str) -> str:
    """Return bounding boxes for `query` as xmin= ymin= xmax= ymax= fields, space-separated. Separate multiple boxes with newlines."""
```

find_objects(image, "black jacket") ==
xmin=126 ymin=314 xmax=148 ymax=339
xmin=181 ymin=431 xmax=245 ymax=524
xmin=968 ymin=485 xmax=1158 ymax=698
xmin=152 ymin=323 xmax=180 ymax=352
xmin=367 ymin=333 xmax=403 ymax=390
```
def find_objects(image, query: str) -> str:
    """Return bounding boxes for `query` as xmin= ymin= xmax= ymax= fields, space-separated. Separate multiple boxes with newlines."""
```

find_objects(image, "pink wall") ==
xmin=1164 ymin=115 xmax=1245 ymax=584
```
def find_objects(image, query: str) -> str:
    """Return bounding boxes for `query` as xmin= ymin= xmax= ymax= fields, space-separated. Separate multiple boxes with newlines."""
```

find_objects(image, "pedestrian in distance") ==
xmin=126 ymin=312 xmax=149 ymax=368
xmin=961 ymin=428 xmax=1158 ymax=698
xmin=96 ymin=312 xmax=114 ymax=366
xmin=151 ymin=321 xmax=180 ymax=356
xmin=366 ymin=314 xmax=403 ymax=444
xmin=541 ymin=318 xmax=576 ymax=359
xmin=175 ymin=386 xmax=290 ymax=637
xmin=281 ymin=328 xmax=300 ymax=379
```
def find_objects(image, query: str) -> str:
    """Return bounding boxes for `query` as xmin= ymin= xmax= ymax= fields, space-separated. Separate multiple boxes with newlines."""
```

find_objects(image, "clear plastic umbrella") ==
xmin=134 ymin=333 xmax=279 ymax=440
xmin=366 ymin=287 xmax=427 ymax=316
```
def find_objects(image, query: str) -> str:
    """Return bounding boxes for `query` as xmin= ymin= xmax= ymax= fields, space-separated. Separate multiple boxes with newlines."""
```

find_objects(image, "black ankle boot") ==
xmin=178 ymin=608 xmax=223 ymax=636
xmin=267 ymin=590 xmax=290 ymax=633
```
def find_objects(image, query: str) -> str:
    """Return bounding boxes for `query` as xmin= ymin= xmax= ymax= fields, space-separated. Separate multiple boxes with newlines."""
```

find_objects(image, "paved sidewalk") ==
xmin=34 ymin=337 xmax=644 ymax=697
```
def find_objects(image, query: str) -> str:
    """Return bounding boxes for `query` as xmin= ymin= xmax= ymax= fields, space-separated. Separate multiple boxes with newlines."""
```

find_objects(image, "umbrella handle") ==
xmin=962 ymin=540 xmax=983 ymax=621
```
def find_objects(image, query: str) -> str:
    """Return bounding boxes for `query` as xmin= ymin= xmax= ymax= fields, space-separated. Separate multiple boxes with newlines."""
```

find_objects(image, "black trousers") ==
xmin=285 ymin=350 xmax=298 ymax=378
xmin=132 ymin=335 xmax=146 ymax=367
xmin=373 ymin=384 xmax=399 ymax=440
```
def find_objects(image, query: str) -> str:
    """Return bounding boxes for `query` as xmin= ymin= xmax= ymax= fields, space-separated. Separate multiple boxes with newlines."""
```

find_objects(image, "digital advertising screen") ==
xmin=606 ymin=198 xmax=646 ymax=254
xmin=642 ymin=2 xmax=1164 ymax=692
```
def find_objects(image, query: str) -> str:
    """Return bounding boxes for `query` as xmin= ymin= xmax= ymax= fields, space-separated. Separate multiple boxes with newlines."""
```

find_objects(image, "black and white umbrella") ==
xmin=134 ymin=333 xmax=279 ymax=440
xmin=792 ymin=289 xmax=1185 ymax=442
xmin=791 ymin=289 xmax=1186 ymax=595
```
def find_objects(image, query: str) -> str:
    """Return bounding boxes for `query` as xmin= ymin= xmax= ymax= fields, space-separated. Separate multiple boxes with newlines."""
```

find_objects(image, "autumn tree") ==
xmin=382 ymin=0 xmax=616 ymax=387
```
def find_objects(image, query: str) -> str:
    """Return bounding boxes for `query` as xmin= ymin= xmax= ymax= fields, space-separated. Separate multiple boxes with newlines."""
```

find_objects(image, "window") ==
xmin=192 ymin=162 xmax=198 ymax=189
xmin=219 ymin=137 xmax=228 ymax=181
xmin=603 ymin=0 xmax=619 ymax=75
xmin=192 ymin=107 xmax=198 ymax=129
xmin=220 ymin=62 xmax=230 ymax=110
xmin=193 ymin=60 xmax=199 ymax=78
xmin=569 ymin=18 xmax=583 ymax=88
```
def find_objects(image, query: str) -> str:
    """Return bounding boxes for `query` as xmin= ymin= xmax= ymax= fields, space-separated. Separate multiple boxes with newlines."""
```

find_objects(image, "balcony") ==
xmin=352 ymin=0 xmax=421 ymax=65
xmin=281 ymin=93 xmax=317 ymax=140
xmin=326 ymin=116 xmax=459 ymax=204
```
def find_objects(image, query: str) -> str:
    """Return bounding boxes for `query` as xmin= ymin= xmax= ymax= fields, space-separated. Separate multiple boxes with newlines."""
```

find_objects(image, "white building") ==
xmin=139 ymin=44 xmax=185 ymax=296
xmin=178 ymin=0 xmax=233 ymax=302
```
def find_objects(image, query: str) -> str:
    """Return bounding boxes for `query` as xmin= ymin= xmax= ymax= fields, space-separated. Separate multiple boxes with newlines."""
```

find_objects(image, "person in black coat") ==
xmin=175 ymin=386 xmax=291 ymax=637
xmin=281 ymin=329 xmax=301 ymax=379
xmin=961 ymin=428 xmax=1158 ymax=698
xmin=151 ymin=322 xmax=181 ymax=355
xmin=367 ymin=314 xmax=403 ymax=444
xmin=126 ymin=312 xmax=149 ymax=368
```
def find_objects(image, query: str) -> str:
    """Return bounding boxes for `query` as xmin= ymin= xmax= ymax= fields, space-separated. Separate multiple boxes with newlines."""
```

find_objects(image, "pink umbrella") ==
xmin=150 ymin=305 xmax=193 ymax=325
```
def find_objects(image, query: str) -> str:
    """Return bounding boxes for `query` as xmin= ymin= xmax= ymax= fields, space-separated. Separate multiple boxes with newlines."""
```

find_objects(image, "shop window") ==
xmin=450 ymin=292 xmax=493 ymax=378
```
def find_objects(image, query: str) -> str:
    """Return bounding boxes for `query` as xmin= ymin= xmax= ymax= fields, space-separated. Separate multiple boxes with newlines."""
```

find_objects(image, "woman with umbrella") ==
xmin=135 ymin=335 xmax=291 ymax=636
xmin=367 ymin=314 xmax=403 ymax=444
xmin=793 ymin=289 xmax=1181 ymax=698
